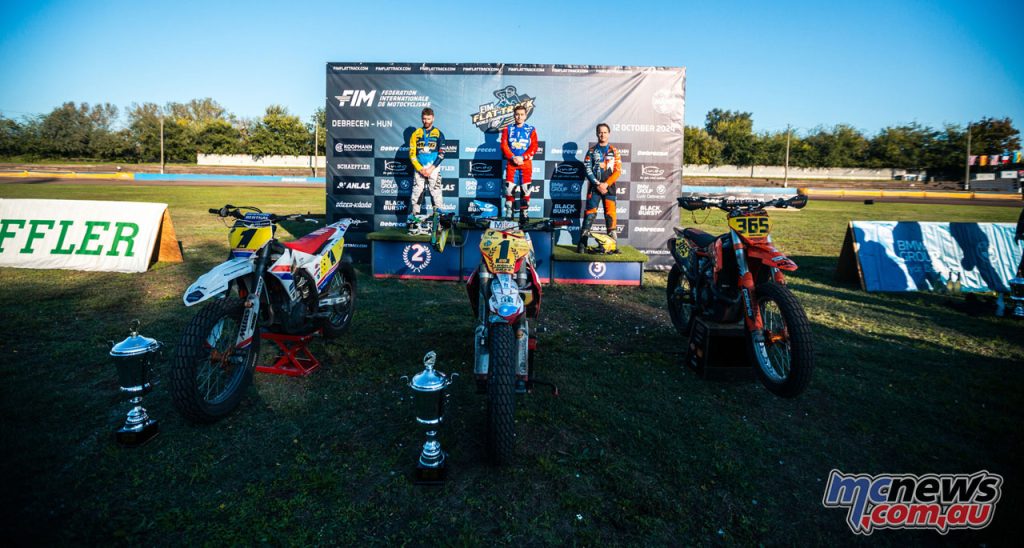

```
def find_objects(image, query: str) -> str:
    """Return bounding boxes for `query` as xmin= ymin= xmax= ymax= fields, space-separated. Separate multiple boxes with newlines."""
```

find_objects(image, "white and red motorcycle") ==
xmin=172 ymin=205 xmax=356 ymax=423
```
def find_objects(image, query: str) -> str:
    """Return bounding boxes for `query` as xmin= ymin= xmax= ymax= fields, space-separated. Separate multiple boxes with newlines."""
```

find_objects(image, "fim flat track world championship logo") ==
xmin=822 ymin=470 xmax=1002 ymax=535
xmin=470 ymin=86 xmax=536 ymax=132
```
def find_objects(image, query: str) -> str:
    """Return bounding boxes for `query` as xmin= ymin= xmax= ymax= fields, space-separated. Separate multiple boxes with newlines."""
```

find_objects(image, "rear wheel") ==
xmin=321 ymin=262 xmax=356 ymax=338
xmin=486 ymin=323 xmax=516 ymax=465
xmin=171 ymin=297 xmax=259 ymax=423
xmin=666 ymin=264 xmax=695 ymax=335
xmin=749 ymin=283 xmax=813 ymax=398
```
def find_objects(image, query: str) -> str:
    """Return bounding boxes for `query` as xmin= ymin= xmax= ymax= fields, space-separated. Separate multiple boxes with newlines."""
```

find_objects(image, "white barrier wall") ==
xmin=197 ymin=154 xmax=326 ymax=168
xmin=684 ymin=165 xmax=909 ymax=180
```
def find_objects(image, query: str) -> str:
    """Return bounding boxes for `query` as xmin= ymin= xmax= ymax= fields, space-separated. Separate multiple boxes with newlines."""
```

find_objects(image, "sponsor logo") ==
xmin=441 ymin=142 xmax=459 ymax=156
xmin=380 ymin=199 xmax=408 ymax=213
xmin=333 ymin=138 xmax=374 ymax=157
xmin=634 ymin=182 xmax=669 ymax=200
xmin=399 ymin=244 xmax=432 ymax=272
xmin=470 ymin=85 xmax=537 ymax=132
xmin=823 ymin=470 xmax=1003 ymax=536
xmin=335 ymin=90 xmax=377 ymax=107
xmin=633 ymin=226 xmax=666 ymax=233
xmin=588 ymin=262 xmax=607 ymax=278
xmin=551 ymin=202 xmax=579 ymax=216
xmin=334 ymin=176 xmax=373 ymax=193
xmin=335 ymin=200 xmax=373 ymax=209
xmin=636 ymin=163 xmax=673 ymax=182
xmin=464 ymin=146 xmax=498 ymax=154
xmin=376 ymin=159 xmax=412 ymax=177
xmin=379 ymin=144 xmax=410 ymax=153
xmin=642 ymin=165 xmax=665 ymax=178
xmin=470 ymin=162 xmax=496 ymax=176
xmin=336 ymin=162 xmax=372 ymax=171
xmin=637 ymin=204 xmax=664 ymax=216
xmin=556 ymin=164 xmax=580 ymax=176
xmin=378 ymin=220 xmax=405 ymax=228
xmin=331 ymin=65 xmax=368 ymax=71
xmin=636 ymin=150 xmax=670 ymax=157
xmin=419 ymin=65 xmax=455 ymax=72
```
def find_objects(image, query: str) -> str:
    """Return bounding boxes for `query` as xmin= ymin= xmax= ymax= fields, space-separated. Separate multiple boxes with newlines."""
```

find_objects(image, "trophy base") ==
xmin=116 ymin=419 xmax=159 ymax=447
xmin=414 ymin=459 xmax=448 ymax=485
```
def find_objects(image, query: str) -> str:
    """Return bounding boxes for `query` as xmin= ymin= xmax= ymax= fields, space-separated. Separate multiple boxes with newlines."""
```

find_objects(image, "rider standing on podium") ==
xmin=500 ymin=104 xmax=539 ymax=220
xmin=408 ymin=107 xmax=446 ymax=234
xmin=578 ymin=123 xmax=622 ymax=253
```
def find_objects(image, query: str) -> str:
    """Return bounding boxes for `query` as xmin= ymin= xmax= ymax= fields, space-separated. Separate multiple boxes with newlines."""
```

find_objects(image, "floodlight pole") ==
xmin=964 ymin=124 xmax=971 ymax=191
xmin=313 ymin=119 xmax=319 ymax=178
xmin=784 ymin=125 xmax=791 ymax=188
xmin=159 ymin=116 xmax=165 ymax=174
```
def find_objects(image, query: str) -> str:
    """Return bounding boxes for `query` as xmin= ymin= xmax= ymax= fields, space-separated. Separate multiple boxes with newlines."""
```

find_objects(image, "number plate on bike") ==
xmin=728 ymin=214 xmax=771 ymax=238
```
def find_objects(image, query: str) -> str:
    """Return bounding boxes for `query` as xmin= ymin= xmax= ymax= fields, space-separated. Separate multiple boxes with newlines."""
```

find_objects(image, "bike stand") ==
xmin=257 ymin=329 xmax=323 ymax=377
xmin=684 ymin=317 xmax=755 ymax=381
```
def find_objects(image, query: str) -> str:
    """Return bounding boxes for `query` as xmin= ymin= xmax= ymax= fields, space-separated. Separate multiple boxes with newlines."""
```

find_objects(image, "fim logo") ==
xmin=402 ymin=243 xmax=432 ymax=273
xmin=335 ymin=89 xmax=377 ymax=107
xmin=822 ymin=470 xmax=1003 ymax=536
xmin=588 ymin=262 xmax=607 ymax=278
xmin=470 ymin=85 xmax=536 ymax=132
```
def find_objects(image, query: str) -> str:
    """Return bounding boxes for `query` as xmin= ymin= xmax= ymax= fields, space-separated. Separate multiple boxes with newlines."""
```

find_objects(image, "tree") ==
xmin=195 ymin=119 xmax=243 ymax=155
xmin=312 ymin=107 xmax=326 ymax=156
xmin=38 ymin=102 xmax=94 ymax=158
xmin=867 ymin=123 xmax=936 ymax=170
xmin=968 ymin=117 xmax=1020 ymax=155
xmin=803 ymin=124 xmax=869 ymax=167
xmin=705 ymin=109 xmax=756 ymax=166
xmin=247 ymin=105 xmax=311 ymax=157
xmin=754 ymin=130 xmax=791 ymax=167
xmin=683 ymin=126 xmax=722 ymax=165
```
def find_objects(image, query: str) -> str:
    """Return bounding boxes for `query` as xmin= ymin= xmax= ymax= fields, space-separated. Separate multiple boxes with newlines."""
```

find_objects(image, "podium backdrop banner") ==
xmin=837 ymin=221 xmax=1022 ymax=292
xmin=0 ymin=199 xmax=180 ymax=273
xmin=325 ymin=62 xmax=685 ymax=268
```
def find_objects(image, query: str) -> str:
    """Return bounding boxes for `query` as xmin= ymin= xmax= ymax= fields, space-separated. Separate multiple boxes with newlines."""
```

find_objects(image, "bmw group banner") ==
xmin=325 ymin=62 xmax=685 ymax=267
xmin=836 ymin=221 xmax=1023 ymax=292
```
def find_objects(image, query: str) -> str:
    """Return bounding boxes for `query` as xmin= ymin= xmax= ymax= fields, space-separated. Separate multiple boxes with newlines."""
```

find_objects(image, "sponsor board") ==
xmin=461 ymin=143 xmax=502 ymax=159
xmin=631 ymin=181 xmax=672 ymax=201
xmin=634 ymin=162 xmax=674 ymax=182
xmin=628 ymin=221 xmax=670 ymax=239
xmin=548 ymin=199 xmax=583 ymax=218
xmin=335 ymin=161 xmax=373 ymax=173
xmin=328 ymin=195 xmax=375 ymax=217
xmin=374 ymin=196 xmax=411 ymax=215
xmin=373 ymin=215 xmax=408 ymax=231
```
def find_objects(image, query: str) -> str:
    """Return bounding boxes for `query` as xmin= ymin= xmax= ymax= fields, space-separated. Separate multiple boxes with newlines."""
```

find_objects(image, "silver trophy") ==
xmin=111 ymin=320 xmax=161 ymax=447
xmin=405 ymin=351 xmax=457 ymax=484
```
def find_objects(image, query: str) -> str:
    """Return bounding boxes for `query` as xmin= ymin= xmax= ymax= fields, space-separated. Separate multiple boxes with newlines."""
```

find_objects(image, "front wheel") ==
xmin=749 ymin=283 xmax=814 ymax=398
xmin=320 ymin=262 xmax=356 ymax=339
xmin=666 ymin=264 xmax=695 ymax=335
xmin=171 ymin=297 xmax=259 ymax=423
xmin=487 ymin=323 xmax=516 ymax=465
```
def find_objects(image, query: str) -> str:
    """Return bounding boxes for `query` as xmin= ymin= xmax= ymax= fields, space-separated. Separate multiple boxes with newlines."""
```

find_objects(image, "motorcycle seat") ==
xmin=283 ymin=227 xmax=338 ymax=255
xmin=682 ymin=227 xmax=717 ymax=249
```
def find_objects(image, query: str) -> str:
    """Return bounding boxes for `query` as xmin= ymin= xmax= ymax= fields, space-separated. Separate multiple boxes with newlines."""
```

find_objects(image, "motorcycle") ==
xmin=172 ymin=205 xmax=357 ymax=422
xmin=667 ymin=194 xmax=813 ymax=397
xmin=431 ymin=208 xmax=567 ymax=464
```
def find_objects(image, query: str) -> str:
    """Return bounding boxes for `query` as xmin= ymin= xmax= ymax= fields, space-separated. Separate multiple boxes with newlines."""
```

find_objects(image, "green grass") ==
xmin=1 ymin=183 xmax=1021 ymax=545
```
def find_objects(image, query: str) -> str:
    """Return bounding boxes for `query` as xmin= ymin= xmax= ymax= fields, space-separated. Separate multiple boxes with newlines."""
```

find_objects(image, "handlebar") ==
xmin=208 ymin=205 xmax=319 ymax=223
xmin=438 ymin=214 xmax=571 ymax=232
xmin=677 ymin=194 xmax=808 ymax=212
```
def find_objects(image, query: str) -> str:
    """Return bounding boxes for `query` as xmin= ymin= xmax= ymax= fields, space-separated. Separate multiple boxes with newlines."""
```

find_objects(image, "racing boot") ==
xmin=519 ymin=203 xmax=529 ymax=225
xmin=577 ymin=214 xmax=595 ymax=254
xmin=607 ymin=221 xmax=620 ymax=253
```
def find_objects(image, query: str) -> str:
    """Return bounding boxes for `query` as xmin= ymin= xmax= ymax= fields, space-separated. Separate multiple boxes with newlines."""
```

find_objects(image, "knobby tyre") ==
xmin=666 ymin=264 xmax=695 ymax=336
xmin=487 ymin=322 xmax=516 ymax=465
xmin=171 ymin=297 xmax=259 ymax=423
xmin=321 ymin=262 xmax=356 ymax=339
xmin=750 ymin=282 xmax=814 ymax=398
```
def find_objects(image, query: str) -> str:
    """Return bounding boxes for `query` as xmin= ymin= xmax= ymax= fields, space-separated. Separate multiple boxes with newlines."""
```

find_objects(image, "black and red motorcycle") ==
xmin=667 ymin=194 xmax=813 ymax=397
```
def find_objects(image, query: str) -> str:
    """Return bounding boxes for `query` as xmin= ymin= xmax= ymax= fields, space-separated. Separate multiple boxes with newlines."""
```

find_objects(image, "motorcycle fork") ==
xmin=235 ymin=247 xmax=270 ymax=349
xmin=730 ymin=231 xmax=763 ymax=332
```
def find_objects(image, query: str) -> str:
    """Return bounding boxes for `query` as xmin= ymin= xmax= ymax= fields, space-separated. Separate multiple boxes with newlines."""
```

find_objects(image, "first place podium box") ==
xmin=684 ymin=317 xmax=756 ymax=381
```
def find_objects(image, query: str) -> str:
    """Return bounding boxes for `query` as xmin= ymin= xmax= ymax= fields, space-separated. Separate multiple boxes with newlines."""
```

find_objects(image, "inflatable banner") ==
xmin=836 ymin=221 xmax=1023 ymax=292
xmin=325 ymin=62 xmax=685 ymax=267
xmin=0 ymin=199 xmax=182 ymax=273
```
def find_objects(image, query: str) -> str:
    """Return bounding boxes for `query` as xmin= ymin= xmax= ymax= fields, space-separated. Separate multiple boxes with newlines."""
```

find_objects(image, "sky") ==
xmin=0 ymin=0 xmax=1021 ymax=136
